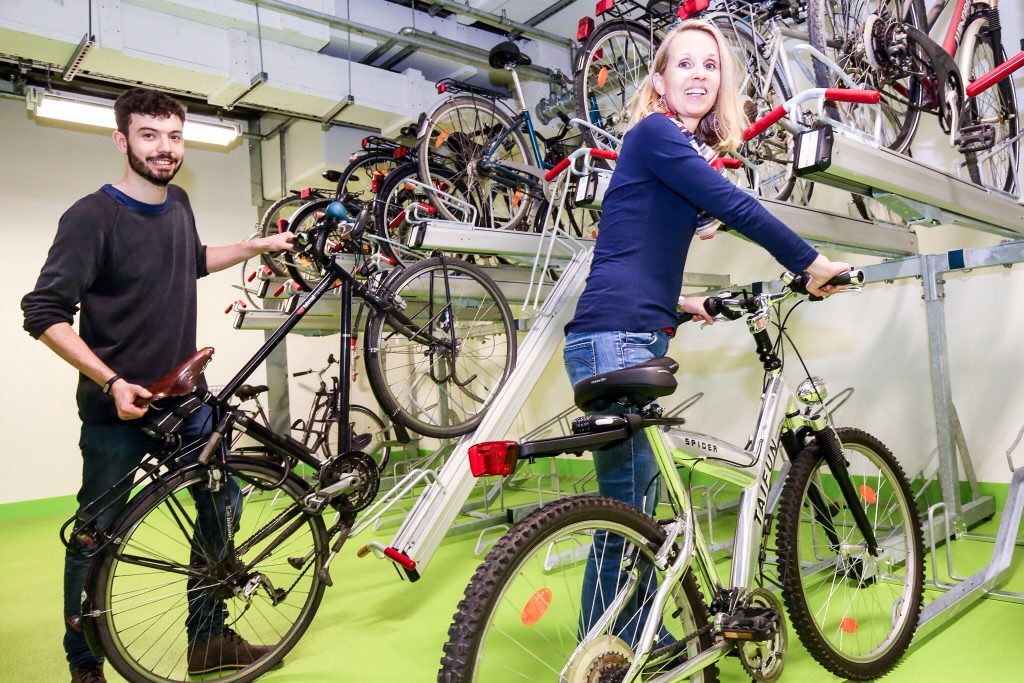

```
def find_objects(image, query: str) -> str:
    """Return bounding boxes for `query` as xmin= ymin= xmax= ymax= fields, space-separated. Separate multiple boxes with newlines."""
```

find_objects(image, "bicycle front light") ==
xmin=468 ymin=441 xmax=519 ymax=477
xmin=796 ymin=377 xmax=829 ymax=405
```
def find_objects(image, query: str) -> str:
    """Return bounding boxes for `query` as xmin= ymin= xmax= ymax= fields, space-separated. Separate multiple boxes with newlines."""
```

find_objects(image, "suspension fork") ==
xmin=780 ymin=427 xmax=844 ymax=551
xmin=815 ymin=426 xmax=880 ymax=556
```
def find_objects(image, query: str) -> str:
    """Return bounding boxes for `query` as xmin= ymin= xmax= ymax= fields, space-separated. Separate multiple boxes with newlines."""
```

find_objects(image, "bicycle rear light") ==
xmin=577 ymin=17 xmax=594 ymax=41
xmin=678 ymin=0 xmax=710 ymax=19
xmin=468 ymin=441 xmax=519 ymax=477
xmin=595 ymin=0 xmax=614 ymax=16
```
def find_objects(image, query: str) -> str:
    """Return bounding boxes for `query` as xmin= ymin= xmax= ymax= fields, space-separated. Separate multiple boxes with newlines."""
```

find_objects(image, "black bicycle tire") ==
xmin=282 ymin=197 xmax=338 ymax=292
xmin=363 ymin=256 xmax=517 ymax=439
xmin=416 ymin=95 xmax=534 ymax=231
xmin=258 ymin=194 xmax=325 ymax=276
xmin=336 ymin=150 xmax=401 ymax=206
xmin=960 ymin=12 xmax=1019 ymax=193
xmin=88 ymin=456 xmax=329 ymax=683
xmin=573 ymin=19 xmax=656 ymax=149
xmin=373 ymin=161 xmax=467 ymax=267
xmin=775 ymin=427 xmax=924 ymax=680
xmin=806 ymin=0 xmax=925 ymax=154
xmin=439 ymin=495 xmax=718 ymax=682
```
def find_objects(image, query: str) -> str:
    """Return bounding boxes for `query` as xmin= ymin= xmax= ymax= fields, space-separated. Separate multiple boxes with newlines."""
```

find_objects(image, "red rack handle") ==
xmin=544 ymin=157 xmax=572 ymax=182
xmin=720 ymin=157 xmax=742 ymax=169
xmin=590 ymin=148 xmax=618 ymax=160
xmin=824 ymin=88 xmax=880 ymax=104
xmin=743 ymin=105 xmax=787 ymax=140
xmin=965 ymin=51 xmax=1024 ymax=99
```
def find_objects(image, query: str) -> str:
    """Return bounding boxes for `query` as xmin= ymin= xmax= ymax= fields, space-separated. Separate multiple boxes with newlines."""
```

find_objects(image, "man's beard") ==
xmin=126 ymin=140 xmax=182 ymax=187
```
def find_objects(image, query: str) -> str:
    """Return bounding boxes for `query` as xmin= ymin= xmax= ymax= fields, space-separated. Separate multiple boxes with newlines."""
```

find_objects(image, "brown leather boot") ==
xmin=187 ymin=628 xmax=275 ymax=674
xmin=70 ymin=665 xmax=106 ymax=683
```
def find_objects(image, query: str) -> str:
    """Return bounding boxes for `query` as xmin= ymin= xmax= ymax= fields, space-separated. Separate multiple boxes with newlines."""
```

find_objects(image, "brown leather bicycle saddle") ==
xmin=573 ymin=357 xmax=679 ymax=412
xmin=144 ymin=347 xmax=215 ymax=401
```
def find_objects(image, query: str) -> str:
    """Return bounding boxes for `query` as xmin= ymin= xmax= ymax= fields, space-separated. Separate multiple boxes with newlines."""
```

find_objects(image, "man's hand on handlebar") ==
xmin=256 ymin=231 xmax=297 ymax=255
xmin=680 ymin=296 xmax=716 ymax=324
xmin=805 ymin=254 xmax=853 ymax=297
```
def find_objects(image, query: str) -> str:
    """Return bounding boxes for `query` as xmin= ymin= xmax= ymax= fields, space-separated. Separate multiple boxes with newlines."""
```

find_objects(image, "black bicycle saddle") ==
xmin=488 ymin=41 xmax=532 ymax=69
xmin=573 ymin=357 xmax=679 ymax=412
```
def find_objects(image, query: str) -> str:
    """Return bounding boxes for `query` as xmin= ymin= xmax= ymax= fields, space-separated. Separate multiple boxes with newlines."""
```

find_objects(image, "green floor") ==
xmin=3 ymin=493 xmax=1024 ymax=682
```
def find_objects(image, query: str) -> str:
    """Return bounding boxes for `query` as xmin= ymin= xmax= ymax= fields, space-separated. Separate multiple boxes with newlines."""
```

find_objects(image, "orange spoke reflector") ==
xmin=597 ymin=66 xmax=609 ymax=88
xmin=858 ymin=484 xmax=877 ymax=504
xmin=840 ymin=617 xmax=858 ymax=634
xmin=435 ymin=129 xmax=451 ymax=149
xmin=521 ymin=588 xmax=552 ymax=626
xmin=512 ymin=188 xmax=522 ymax=207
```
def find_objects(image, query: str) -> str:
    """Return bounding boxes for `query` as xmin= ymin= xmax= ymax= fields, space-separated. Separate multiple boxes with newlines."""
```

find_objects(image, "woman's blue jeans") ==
xmin=63 ymin=405 xmax=241 ymax=672
xmin=563 ymin=329 xmax=670 ymax=645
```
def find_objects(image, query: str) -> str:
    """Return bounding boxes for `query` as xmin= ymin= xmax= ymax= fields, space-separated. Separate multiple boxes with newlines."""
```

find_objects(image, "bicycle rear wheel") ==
xmin=417 ymin=95 xmax=535 ymax=231
xmin=336 ymin=150 xmax=400 ymax=206
xmin=364 ymin=256 xmax=517 ymax=439
xmin=775 ymin=427 xmax=924 ymax=680
xmin=573 ymin=19 xmax=656 ymax=148
xmin=282 ymin=197 xmax=343 ymax=292
xmin=439 ymin=495 xmax=718 ymax=682
xmin=87 ymin=457 xmax=328 ymax=683
xmin=806 ymin=0 xmax=924 ymax=154
xmin=959 ymin=12 xmax=1019 ymax=194
xmin=258 ymin=193 xmax=329 ymax=276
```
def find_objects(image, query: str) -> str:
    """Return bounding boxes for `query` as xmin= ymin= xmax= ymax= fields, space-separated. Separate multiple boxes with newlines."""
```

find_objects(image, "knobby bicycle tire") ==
xmin=806 ymin=0 xmax=925 ymax=154
xmin=417 ymin=95 xmax=535 ymax=231
xmin=775 ymin=427 xmax=924 ymax=680
xmin=86 ymin=456 xmax=329 ymax=683
xmin=363 ymin=256 xmax=517 ymax=439
xmin=959 ymin=12 xmax=1019 ymax=194
xmin=573 ymin=19 xmax=656 ymax=149
xmin=439 ymin=495 xmax=718 ymax=682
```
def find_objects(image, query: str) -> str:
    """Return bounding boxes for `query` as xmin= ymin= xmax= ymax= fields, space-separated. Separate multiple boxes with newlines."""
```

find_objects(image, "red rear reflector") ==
xmin=361 ymin=137 xmax=368 ymax=147
xmin=840 ymin=617 xmax=858 ymax=634
xmin=437 ymin=83 xmax=447 ymax=94
xmin=858 ymin=485 xmax=877 ymax=504
xmin=277 ymin=218 xmax=288 ymax=233
xmin=577 ymin=17 xmax=594 ymax=41
xmin=393 ymin=146 xmax=408 ymax=159
xmin=300 ymin=187 xmax=312 ymax=199
xmin=595 ymin=0 xmax=615 ymax=15
xmin=678 ymin=0 xmax=710 ymax=19
xmin=521 ymin=588 xmax=552 ymax=626
xmin=468 ymin=441 xmax=519 ymax=477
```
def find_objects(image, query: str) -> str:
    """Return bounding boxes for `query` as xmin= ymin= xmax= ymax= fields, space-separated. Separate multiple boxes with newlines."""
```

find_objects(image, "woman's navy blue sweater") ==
xmin=566 ymin=114 xmax=818 ymax=334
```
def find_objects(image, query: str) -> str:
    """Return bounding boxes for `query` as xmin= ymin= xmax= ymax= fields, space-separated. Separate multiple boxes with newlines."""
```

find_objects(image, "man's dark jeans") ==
xmin=63 ymin=406 xmax=242 ymax=673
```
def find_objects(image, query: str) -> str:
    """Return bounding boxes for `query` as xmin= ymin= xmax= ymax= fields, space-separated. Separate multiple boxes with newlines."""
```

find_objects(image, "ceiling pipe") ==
xmin=237 ymin=0 xmax=556 ymax=82
xmin=423 ymin=0 xmax=573 ymax=48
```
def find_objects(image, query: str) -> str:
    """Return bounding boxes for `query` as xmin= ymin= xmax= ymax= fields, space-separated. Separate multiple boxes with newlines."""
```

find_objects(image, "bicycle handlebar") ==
xmin=678 ymin=268 xmax=864 ymax=325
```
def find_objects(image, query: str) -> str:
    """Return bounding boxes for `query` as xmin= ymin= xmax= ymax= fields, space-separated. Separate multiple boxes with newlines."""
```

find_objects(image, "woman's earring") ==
xmin=657 ymin=94 xmax=666 ymax=110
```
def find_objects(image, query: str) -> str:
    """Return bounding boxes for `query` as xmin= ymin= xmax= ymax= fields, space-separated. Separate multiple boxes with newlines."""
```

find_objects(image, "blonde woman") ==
xmin=563 ymin=19 xmax=850 ymax=644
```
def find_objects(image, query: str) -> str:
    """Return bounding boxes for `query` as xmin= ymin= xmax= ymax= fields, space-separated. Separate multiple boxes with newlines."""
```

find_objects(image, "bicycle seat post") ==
xmin=507 ymin=64 xmax=526 ymax=113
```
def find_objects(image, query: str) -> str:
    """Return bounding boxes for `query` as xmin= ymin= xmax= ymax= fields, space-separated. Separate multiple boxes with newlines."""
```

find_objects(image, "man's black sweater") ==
xmin=22 ymin=184 xmax=208 ymax=423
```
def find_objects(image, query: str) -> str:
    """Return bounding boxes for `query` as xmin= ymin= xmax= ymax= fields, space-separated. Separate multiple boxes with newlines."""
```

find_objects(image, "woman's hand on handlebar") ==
xmin=256 ymin=231 xmax=296 ymax=254
xmin=680 ymin=296 xmax=716 ymax=324
xmin=804 ymin=254 xmax=852 ymax=297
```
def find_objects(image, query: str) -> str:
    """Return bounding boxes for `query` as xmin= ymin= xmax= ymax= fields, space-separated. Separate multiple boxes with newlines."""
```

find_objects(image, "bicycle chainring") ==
xmin=320 ymin=451 xmax=380 ymax=513
xmin=737 ymin=588 xmax=787 ymax=682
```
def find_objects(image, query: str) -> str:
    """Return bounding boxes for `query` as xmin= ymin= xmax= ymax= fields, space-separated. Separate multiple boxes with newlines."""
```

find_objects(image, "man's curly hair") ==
xmin=113 ymin=88 xmax=185 ymax=134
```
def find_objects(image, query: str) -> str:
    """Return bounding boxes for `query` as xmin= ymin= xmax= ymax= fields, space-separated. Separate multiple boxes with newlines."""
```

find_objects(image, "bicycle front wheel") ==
xmin=88 ymin=457 xmax=329 ymax=683
xmin=364 ymin=256 xmax=517 ymax=439
xmin=775 ymin=427 xmax=924 ymax=680
xmin=959 ymin=12 xmax=1019 ymax=194
xmin=806 ymin=0 xmax=924 ymax=154
xmin=573 ymin=19 xmax=656 ymax=148
xmin=440 ymin=495 xmax=718 ymax=682
xmin=417 ymin=95 xmax=535 ymax=231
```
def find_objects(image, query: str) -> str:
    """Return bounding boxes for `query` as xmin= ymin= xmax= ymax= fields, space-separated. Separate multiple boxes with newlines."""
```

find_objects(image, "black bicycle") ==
xmin=61 ymin=203 xmax=516 ymax=683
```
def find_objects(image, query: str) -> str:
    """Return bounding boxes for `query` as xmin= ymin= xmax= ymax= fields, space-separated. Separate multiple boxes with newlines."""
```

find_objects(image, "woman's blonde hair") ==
xmin=625 ymin=19 xmax=746 ymax=152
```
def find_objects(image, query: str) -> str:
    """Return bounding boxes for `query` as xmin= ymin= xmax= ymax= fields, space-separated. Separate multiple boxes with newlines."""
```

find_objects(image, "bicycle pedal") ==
xmin=956 ymin=124 xmax=996 ymax=153
xmin=720 ymin=605 xmax=780 ymax=642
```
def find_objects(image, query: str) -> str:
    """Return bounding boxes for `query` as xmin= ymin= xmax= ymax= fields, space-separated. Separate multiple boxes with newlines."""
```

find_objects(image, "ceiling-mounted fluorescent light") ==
xmin=25 ymin=87 xmax=241 ymax=147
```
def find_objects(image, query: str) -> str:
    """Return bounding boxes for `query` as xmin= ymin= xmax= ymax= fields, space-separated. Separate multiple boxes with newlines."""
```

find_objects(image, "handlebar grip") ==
xmin=677 ymin=296 xmax=723 ymax=324
xmin=788 ymin=268 xmax=864 ymax=295
xmin=292 ymin=369 xmax=313 ymax=377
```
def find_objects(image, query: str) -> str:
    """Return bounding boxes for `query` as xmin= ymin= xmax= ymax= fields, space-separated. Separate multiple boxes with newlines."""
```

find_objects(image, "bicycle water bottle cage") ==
xmin=488 ymin=41 xmax=532 ymax=70
xmin=572 ymin=357 xmax=679 ymax=412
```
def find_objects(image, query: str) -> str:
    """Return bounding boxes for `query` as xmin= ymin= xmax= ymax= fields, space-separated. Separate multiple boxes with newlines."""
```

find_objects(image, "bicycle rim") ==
xmin=777 ymin=428 xmax=923 ymax=679
xmin=441 ymin=497 xmax=716 ymax=682
xmin=282 ymin=197 xmax=340 ymax=291
xmin=574 ymin=20 xmax=655 ymax=147
xmin=364 ymin=257 xmax=516 ymax=439
xmin=417 ymin=96 xmax=533 ymax=230
xmin=337 ymin=152 xmax=399 ymax=206
xmin=373 ymin=162 xmax=465 ymax=266
xmin=258 ymin=194 xmax=323 ymax=276
xmin=960 ymin=15 xmax=1019 ymax=194
xmin=90 ymin=458 xmax=328 ymax=683
xmin=807 ymin=0 xmax=924 ymax=153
